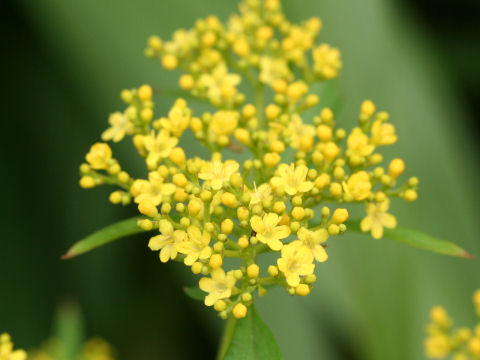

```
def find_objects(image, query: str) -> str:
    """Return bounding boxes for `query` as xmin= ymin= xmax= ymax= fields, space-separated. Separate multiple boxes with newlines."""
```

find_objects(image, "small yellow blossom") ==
xmin=370 ymin=120 xmax=397 ymax=146
xmin=199 ymin=268 xmax=237 ymax=306
xmin=343 ymin=171 xmax=372 ymax=200
xmin=288 ymin=114 xmax=316 ymax=149
xmin=270 ymin=163 xmax=314 ymax=196
xmin=0 ymin=333 xmax=27 ymax=360
xmin=143 ymin=130 xmax=178 ymax=168
xmin=360 ymin=199 xmax=397 ymax=239
xmin=259 ymin=56 xmax=291 ymax=85
xmin=210 ymin=111 xmax=239 ymax=136
xmin=296 ymin=227 xmax=328 ymax=262
xmin=198 ymin=160 xmax=239 ymax=190
xmin=250 ymin=213 xmax=291 ymax=250
xmin=148 ymin=220 xmax=186 ymax=262
xmin=277 ymin=241 xmax=315 ymax=287
xmin=425 ymin=334 xmax=451 ymax=358
xmin=347 ymin=127 xmax=374 ymax=157
xmin=177 ymin=225 xmax=212 ymax=265
xmin=312 ymin=44 xmax=342 ymax=79
xmin=101 ymin=112 xmax=134 ymax=142
xmin=197 ymin=63 xmax=241 ymax=102
xmin=85 ymin=143 xmax=112 ymax=170
xmin=132 ymin=172 xmax=176 ymax=206
xmin=249 ymin=183 xmax=273 ymax=207
xmin=158 ymin=101 xmax=190 ymax=137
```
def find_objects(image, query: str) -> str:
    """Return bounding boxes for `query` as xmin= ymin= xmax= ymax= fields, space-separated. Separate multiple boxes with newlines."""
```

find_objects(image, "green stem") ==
xmin=254 ymin=83 xmax=266 ymax=128
xmin=217 ymin=315 xmax=237 ymax=360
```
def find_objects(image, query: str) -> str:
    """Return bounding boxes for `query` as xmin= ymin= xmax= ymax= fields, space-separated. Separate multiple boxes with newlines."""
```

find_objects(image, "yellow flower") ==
xmin=277 ymin=241 xmax=315 ymax=287
xmin=249 ymin=183 xmax=273 ymax=207
xmin=424 ymin=334 xmax=451 ymax=358
xmin=360 ymin=199 xmax=397 ymax=239
xmin=370 ymin=120 xmax=397 ymax=146
xmin=80 ymin=338 xmax=116 ymax=360
xmin=250 ymin=213 xmax=291 ymax=250
xmin=159 ymin=102 xmax=190 ymax=137
xmin=132 ymin=172 xmax=176 ymax=206
xmin=210 ymin=111 xmax=239 ymax=136
xmin=101 ymin=112 xmax=134 ymax=142
xmin=287 ymin=114 xmax=315 ymax=149
xmin=312 ymin=44 xmax=342 ymax=79
xmin=197 ymin=63 xmax=241 ymax=102
xmin=296 ymin=227 xmax=328 ymax=262
xmin=148 ymin=220 xmax=186 ymax=263
xmin=347 ymin=127 xmax=375 ymax=157
xmin=198 ymin=160 xmax=239 ymax=190
xmin=164 ymin=28 xmax=198 ymax=56
xmin=270 ymin=163 xmax=314 ymax=196
xmin=259 ymin=56 xmax=291 ymax=85
xmin=343 ymin=171 xmax=372 ymax=200
xmin=199 ymin=268 xmax=237 ymax=306
xmin=177 ymin=225 xmax=212 ymax=265
xmin=144 ymin=130 xmax=178 ymax=168
xmin=85 ymin=143 xmax=112 ymax=170
xmin=0 ymin=333 xmax=27 ymax=360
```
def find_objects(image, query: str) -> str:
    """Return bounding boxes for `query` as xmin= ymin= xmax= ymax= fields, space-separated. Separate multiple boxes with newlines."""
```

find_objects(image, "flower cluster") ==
xmin=425 ymin=290 xmax=480 ymax=359
xmin=79 ymin=0 xmax=418 ymax=319
xmin=0 ymin=333 xmax=26 ymax=360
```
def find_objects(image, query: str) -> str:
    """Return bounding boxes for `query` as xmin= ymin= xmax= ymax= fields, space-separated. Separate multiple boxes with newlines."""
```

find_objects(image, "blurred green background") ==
xmin=1 ymin=0 xmax=479 ymax=359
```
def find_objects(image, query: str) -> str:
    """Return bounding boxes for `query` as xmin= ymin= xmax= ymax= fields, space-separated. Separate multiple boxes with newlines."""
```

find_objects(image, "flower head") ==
xmin=370 ymin=120 xmax=397 ymax=146
xmin=85 ymin=143 xmax=112 ymax=170
xmin=270 ymin=163 xmax=313 ymax=196
xmin=131 ymin=172 xmax=176 ymax=206
xmin=277 ymin=241 xmax=315 ymax=287
xmin=199 ymin=268 xmax=237 ymax=306
xmin=343 ymin=171 xmax=372 ymax=200
xmin=296 ymin=227 xmax=328 ymax=262
xmin=250 ymin=213 xmax=291 ymax=250
xmin=144 ymin=130 xmax=178 ymax=169
xmin=198 ymin=160 xmax=239 ymax=190
xmin=148 ymin=220 xmax=186 ymax=262
xmin=347 ymin=127 xmax=374 ymax=158
xmin=360 ymin=199 xmax=397 ymax=239
xmin=102 ymin=112 xmax=134 ymax=143
xmin=177 ymin=225 xmax=212 ymax=265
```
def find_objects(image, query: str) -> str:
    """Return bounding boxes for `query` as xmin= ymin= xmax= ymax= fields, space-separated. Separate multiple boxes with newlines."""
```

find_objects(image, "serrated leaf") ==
xmin=184 ymin=286 xmax=205 ymax=302
xmin=346 ymin=219 xmax=473 ymax=258
xmin=62 ymin=217 xmax=147 ymax=259
xmin=220 ymin=305 xmax=281 ymax=360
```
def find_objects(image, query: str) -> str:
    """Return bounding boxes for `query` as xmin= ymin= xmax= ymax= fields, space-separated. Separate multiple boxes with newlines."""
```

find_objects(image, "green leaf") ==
xmin=184 ymin=286 xmax=205 ymax=302
xmin=346 ymin=219 xmax=474 ymax=258
xmin=62 ymin=217 xmax=147 ymax=259
xmin=220 ymin=305 xmax=282 ymax=360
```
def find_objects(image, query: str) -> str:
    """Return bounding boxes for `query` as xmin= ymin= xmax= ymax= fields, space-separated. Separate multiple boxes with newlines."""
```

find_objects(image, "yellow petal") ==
xmin=382 ymin=213 xmax=397 ymax=229
xmin=267 ymin=238 xmax=283 ymax=251
xmin=313 ymin=246 xmax=328 ymax=262
xmin=298 ymin=181 xmax=314 ymax=193
xmin=250 ymin=215 xmax=264 ymax=233
xmin=371 ymin=222 xmax=384 ymax=239
xmin=159 ymin=219 xmax=173 ymax=235
xmin=272 ymin=225 xmax=291 ymax=240
xmin=204 ymin=293 xmax=217 ymax=306
xmin=264 ymin=213 xmax=279 ymax=228
xmin=148 ymin=235 xmax=165 ymax=251
xmin=360 ymin=216 xmax=372 ymax=232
